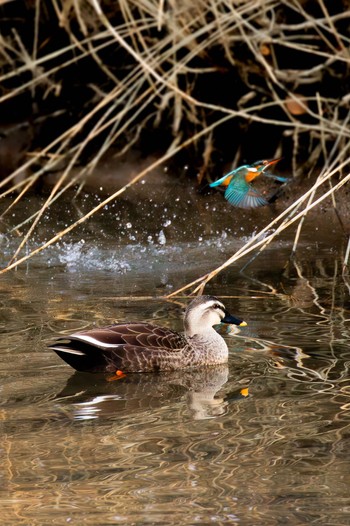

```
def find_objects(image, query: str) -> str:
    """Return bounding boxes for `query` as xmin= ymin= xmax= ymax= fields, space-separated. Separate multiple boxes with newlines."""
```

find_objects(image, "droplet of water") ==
xmin=158 ymin=230 xmax=166 ymax=245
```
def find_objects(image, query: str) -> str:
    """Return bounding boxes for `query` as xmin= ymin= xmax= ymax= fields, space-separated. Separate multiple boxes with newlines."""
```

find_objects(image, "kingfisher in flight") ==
xmin=209 ymin=158 xmax=287 ymax=208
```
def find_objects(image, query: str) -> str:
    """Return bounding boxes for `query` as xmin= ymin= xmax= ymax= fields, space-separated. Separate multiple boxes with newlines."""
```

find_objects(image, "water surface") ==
xmin=1 ymin=192 xmax=350 ymax=525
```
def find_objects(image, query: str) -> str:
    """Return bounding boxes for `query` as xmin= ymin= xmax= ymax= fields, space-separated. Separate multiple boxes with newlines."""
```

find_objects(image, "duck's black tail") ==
xmin=49 ymin=339 xmax=116 ymax=373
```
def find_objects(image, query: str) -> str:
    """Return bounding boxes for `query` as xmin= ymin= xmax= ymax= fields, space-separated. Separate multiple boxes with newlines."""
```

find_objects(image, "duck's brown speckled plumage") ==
xmin=49 ymin=295 xmax=246 ymax=373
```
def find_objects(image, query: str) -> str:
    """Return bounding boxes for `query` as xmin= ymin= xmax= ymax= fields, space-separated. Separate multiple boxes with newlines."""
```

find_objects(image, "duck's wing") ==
xmin=224 ymin=177 xmax=268 ymax=208
xmin=49 ymin=323 xmax=187 ymax=373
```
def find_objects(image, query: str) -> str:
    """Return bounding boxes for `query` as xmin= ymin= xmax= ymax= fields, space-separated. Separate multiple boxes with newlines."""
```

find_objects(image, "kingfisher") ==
xmin=210 ymin=158 xmax=287 ymax=208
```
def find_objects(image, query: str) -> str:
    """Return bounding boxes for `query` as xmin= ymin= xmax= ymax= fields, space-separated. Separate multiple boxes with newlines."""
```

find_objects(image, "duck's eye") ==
xmin=212 ymin=303 xmax=222 ymax=310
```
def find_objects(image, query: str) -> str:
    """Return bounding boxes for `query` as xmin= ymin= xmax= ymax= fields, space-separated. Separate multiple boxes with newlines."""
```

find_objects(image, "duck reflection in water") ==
xmin=55 ymin=364 xmax=248 ymax=421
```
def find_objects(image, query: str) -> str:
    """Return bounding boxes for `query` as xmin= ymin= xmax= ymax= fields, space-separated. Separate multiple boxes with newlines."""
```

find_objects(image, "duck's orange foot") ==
xmin=107 ymin=370 xmax=127 ymax=382
xmin=240 ymin=388 xmax=249 ymax=397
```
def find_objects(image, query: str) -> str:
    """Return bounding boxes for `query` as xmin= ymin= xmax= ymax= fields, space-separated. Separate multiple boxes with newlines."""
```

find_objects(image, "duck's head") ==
xmin=184 ymin=295 xmax=246 ymax=337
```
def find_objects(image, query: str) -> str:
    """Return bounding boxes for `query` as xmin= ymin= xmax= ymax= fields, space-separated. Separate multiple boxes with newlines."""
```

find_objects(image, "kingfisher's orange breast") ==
xmin=221 ymin=175 xmax=233 ymax=187
xmin=245 ymin=170 xmax=261 ymax=183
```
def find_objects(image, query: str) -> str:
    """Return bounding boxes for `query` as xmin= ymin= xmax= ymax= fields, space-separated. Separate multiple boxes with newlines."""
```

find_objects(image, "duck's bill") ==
xmin=222 ymin=313 xmax=247 ymax=326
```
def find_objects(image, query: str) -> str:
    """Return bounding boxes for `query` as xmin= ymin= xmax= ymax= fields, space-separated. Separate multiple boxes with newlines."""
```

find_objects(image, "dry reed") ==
xmin=0 ymin=0 xmax=349 ymax=281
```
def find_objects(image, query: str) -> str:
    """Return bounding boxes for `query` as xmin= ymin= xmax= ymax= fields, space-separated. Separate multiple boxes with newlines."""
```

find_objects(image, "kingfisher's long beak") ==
xmin=261 ymin=158 xmax=282 ymax=172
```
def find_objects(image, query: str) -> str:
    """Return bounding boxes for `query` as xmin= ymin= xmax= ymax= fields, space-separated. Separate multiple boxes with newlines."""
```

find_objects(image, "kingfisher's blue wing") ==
xmin=209 ymin=169 xmax=238 ymax=187
xmin=262 ymin=172 xmax=288 ymax=183
xmin=224 ymin=178 xmax=269 ymax=208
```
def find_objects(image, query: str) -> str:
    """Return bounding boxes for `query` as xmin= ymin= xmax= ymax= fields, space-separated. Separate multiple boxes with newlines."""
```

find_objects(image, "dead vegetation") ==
xmin=0 ymin=0 xmax=349 ymax=281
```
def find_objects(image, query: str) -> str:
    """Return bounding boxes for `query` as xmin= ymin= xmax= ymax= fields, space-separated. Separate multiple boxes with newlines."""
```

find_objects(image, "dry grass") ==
xmin=0 ymin=0 xmax=349 ymax=279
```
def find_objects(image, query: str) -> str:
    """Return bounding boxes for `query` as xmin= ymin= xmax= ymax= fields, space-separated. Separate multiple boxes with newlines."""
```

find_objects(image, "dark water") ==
xmin=1 ymin=191 xmax=350 ymax=525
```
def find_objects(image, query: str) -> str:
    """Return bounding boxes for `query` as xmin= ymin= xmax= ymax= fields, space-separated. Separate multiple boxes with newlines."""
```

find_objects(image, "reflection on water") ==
xmin=56 ymin=365 xmax=234 ymax=421
xmin=1 ymin=225 xmax=350 ymax=524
